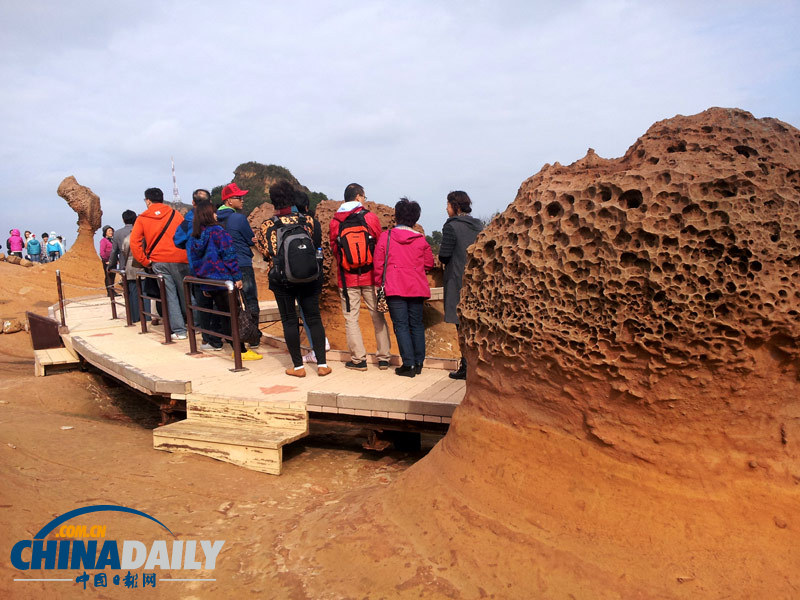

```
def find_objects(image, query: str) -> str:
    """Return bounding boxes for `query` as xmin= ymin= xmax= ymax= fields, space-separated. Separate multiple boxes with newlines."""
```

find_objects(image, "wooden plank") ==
xmin=411 ymin=377 xmax=454 ymax=400
xmin=153 ymin=435 xmax=284 ymax=475
xmin=335 ymin=394 xmax=457 ymax=417
xmin=440 ymin=383 xmax=467 ymax=403
xmin=186 ymin=399 xmax=307 ymax=432
xmin=153 ymin=421 xmax=305 ymax=449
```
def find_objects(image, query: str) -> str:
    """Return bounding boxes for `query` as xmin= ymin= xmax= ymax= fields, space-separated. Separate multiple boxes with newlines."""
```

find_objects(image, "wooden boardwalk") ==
xmin=47 ymin=296 xmax=465 ymax=475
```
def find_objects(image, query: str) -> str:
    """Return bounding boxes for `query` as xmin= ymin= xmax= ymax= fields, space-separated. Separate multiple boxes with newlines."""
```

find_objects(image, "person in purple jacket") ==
xmin=373 ymin=198 xmax=434 ymax=377
xmin=186 ymin=200 xmax=262 ymax=361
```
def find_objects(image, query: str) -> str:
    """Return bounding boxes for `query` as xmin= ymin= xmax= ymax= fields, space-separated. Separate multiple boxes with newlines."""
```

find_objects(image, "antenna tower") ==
xmin=171 ymin=157 xmax=181 ymax=204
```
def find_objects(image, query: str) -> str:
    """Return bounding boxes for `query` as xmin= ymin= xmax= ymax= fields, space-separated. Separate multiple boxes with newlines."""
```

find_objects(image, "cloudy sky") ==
xmin=1 ymin=0 xmax=798 ymax=248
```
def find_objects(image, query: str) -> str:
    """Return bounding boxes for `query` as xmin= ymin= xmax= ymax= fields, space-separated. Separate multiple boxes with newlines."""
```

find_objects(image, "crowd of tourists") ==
xmin=5 ymin=230 xmax=66 ymax=262
xmin=104 ymin=182 xmax=482 ymax=380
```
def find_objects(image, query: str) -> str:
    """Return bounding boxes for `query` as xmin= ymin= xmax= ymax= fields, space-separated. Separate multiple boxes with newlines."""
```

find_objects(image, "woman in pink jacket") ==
xmin=8 ymin=229 xmax=24 ymax=258
xmin=373 ymin=198 xmax=434 ymax=377
xmin=100 ymin=225 xmax=115 ymax=294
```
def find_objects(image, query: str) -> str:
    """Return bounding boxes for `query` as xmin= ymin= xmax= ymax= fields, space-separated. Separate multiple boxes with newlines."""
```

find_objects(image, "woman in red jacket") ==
xmin=373 ymin=198 xmax=434 ymax=377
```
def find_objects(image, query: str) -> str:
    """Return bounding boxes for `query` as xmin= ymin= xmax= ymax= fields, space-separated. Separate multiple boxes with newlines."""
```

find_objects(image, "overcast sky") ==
xmin=1 ymin=0 xmax=798 ymax=249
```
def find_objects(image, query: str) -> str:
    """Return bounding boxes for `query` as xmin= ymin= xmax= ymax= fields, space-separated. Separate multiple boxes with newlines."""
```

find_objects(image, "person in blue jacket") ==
xmin=186 ymin=200 xmax=262 ymax=361
xmin=216 ymin=183 xmax=261 ymax=347
xmin=174 ymin=189 xmax=220 ymax=349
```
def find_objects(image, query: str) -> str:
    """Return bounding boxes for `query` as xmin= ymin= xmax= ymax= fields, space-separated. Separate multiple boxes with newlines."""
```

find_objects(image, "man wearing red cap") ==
xmin=217 ymin=183 xmax=261 ymax=346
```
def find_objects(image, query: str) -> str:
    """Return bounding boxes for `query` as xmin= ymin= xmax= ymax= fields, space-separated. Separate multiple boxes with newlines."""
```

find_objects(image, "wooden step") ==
xmin=185 ymin=395 xmax=307 ymax=431
xmin=153 ymin=420 xmax=307 ymax=475
xmin=33 ymin=347 xmax=81 ymax=377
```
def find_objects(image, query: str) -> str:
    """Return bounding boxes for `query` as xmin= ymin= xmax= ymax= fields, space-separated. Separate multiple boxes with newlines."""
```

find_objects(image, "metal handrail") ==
xmin=135 ymin=272 xmax=173 ymax=344
xmin=183 ymin=276 xmax=246 ymax=372
xmin=107 ymin=268 xmax=133 ymax=326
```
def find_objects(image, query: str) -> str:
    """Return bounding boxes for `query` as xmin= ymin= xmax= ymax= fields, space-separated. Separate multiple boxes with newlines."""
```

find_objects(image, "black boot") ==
xmin=395 ymin=365 xmax=416 ymax=378
xmin=449 ymin=358 xmax=466 ymax=380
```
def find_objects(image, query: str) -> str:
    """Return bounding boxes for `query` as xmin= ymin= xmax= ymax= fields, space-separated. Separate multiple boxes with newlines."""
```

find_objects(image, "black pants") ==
xmin=271 ymin=281 xmax=326 ymax=368
xmin=198 ymin=289 xmax=245 ymax=352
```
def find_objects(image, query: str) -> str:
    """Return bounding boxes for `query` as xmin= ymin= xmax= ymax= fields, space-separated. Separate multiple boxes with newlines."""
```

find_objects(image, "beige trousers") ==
xmin=340 ymin=286 xmax=391 ymax=362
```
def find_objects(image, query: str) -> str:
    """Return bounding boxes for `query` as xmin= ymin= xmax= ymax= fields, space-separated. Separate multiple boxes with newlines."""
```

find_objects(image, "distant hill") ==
xmin=165 ymin=200 xmax=192 ymax=215
xmin=211 ymin=162 xmax=328 ymax=215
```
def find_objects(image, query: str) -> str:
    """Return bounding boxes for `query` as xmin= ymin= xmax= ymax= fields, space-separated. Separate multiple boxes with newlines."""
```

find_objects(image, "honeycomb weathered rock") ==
xmin=460 ymin=107 xmax=800 ymax=463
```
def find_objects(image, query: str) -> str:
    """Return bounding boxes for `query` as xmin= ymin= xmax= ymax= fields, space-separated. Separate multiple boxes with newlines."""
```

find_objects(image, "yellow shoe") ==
xmin=236 ymin=349 xmax=263 ymax=361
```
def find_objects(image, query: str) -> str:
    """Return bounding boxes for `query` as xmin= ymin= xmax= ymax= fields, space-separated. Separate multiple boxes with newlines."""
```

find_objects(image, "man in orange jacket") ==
xmin=130 ymin=187 xmax=190 ymax=340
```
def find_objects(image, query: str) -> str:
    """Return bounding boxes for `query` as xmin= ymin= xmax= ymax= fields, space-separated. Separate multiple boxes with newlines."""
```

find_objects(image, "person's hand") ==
xmin=235 ymin=280 xmax=243 ymax=289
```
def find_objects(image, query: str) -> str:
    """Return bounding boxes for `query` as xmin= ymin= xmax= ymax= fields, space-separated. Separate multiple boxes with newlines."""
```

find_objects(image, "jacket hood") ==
xmin=390 ymin=226 xmax=424 ymax=245
xmin=448 ymin=214 xmax=483 ymax=232
xmin=333 ymin=202 xmax=365 ymax=222
xmin=11 ymin=229 xmax=20 ymax=236
xmin=140 ymin=203 xmax=175 ymax=222
xmin=216 ymin=207 xmax=234 ymax=223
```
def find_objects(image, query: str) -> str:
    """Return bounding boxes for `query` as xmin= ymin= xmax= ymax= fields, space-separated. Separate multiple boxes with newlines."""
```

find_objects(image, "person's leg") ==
xmin=195 ymin=289 xmax=222 ymax=347
xmin=408 ymin=297 xmax=426 ymax=367
xmin=361 ymin=285 xmax=392 ymax=361
xmin=151 ymin=263 xmax=186 ymax=335
xmin=240 ymin=266 xmax=260 ymax=330
xmin=273 ymin=285 xmax=303 ymax=367
xmin=387 ymin=296 xmax=413 ymax=367
xmin=297 ymin=285 xmax=326 ymax=366
xmin=127 ymin=280 xmax=140 ymax=323
xmin=298 ymin=304 xmax=314 ymax=347
xmin=449 ymin=323 xmax=467 ymax=379
xmin=208 ymin=290 xmax=245 ymax=352
xmin=340 ymin=287 xmax=366 ymax=363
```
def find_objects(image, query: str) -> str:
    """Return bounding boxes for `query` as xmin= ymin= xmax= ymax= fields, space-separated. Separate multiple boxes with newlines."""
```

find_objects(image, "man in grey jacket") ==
xmin=439 ymin=191 xmax=483 ymax=380
xmin=108 ymin=209 xmax=150 ymax=323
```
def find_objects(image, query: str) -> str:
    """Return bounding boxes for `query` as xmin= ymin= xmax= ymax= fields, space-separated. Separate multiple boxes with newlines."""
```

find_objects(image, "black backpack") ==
xmin=274 ymin=220 xmax=319 ymax=284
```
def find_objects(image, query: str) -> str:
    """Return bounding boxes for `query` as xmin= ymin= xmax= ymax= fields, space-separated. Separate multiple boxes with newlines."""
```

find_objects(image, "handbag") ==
xmin=236 ymin=289 xmax=261 ymax=345
xmin=375 ymin=230 xmax=391 ymax=314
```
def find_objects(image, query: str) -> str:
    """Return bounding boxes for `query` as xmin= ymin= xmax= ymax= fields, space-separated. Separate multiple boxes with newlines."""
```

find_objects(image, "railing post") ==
xmin=184 ymin=279 xmax=199 ymax=355
xmin=55 ymin=269 xmax=66 ymax=327
xmin=158 ymin=274 xmax=173 ymax=344
xmin=109 ymin=285 xmax=118 ymax=320
xmin=228 ymin=281 xmax=245 ymax=372
xmin=118 ymin=271 xmax=133 ymax=327
xmin=137 ymin=275 xmax=147 ymax=334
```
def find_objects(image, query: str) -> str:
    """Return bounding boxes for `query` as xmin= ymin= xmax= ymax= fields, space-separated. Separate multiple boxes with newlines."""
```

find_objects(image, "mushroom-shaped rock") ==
xmin=276 ymin=108 xmax=800 ymax=598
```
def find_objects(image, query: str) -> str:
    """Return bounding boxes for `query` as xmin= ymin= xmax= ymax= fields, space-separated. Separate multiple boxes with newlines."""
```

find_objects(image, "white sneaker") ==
xmin=302 ymin=350 xmax=317 ymax=363
xmin=200 ymin=343 xmax=222 ymax=351
xmin=171 ymin=332 xmax=188 ymax=341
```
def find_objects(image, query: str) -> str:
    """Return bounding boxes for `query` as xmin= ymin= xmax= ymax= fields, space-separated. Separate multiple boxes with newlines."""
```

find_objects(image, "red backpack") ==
xmin=336 ymin=210 xmax=375 ymax=274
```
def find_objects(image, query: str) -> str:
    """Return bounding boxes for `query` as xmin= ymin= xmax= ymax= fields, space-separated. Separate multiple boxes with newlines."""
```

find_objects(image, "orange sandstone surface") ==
xmin=273 ymin=108 xmax=800 ymax=597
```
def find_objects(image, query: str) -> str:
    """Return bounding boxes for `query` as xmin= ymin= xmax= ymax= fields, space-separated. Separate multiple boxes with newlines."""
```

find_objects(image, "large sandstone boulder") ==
xmin=57 ymin=176 xmax=102 ymax=236
xmin=276 ymin=108 xmax=800 ymax=598
xmin=460 ymin=107 xmax=800 ymax=465
xmin=51 ymin=176 xmax=105 ymax=271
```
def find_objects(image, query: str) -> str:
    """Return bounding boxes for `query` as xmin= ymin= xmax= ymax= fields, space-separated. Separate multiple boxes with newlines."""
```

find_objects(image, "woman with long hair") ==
xmin=255 ymin=180 xmax=330 ymax=377
xmin=186 ymin=200 xmax=262 ymax=361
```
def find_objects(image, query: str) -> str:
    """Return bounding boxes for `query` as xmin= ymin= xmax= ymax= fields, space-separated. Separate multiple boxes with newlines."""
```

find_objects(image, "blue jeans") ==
xmin=387 ymin=296 xmax=425 ymax=367
xmin=127 ymin=280 xmax=151 ymax=323
xmin=151 ymin=262 xmax=189 ymax=335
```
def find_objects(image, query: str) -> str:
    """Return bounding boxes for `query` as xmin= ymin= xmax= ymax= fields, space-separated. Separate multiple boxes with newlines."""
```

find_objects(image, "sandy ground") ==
xmin=0 ymin=332 xmax=440 ymax=599
xmin=0 ymin=238 xmax=456 ymax=600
